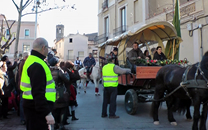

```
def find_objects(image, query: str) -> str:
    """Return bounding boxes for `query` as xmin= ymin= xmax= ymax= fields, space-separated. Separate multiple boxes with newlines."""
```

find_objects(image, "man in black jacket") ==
xmin=153 ymin=46 xmax=167 ymax=60
xmin=22 ymin=38 xmax=55 ymax=130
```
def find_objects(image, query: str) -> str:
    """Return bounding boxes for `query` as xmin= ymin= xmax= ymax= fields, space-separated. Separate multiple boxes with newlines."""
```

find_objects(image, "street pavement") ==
xmin=0 ymin=82 xmax=204 ymax=130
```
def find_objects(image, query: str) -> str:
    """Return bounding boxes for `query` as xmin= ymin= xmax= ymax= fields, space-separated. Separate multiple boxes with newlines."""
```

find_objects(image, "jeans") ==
xmin=102 ymin=87 xmax=118 ymax=116
xmin=19 ymin=92 xmax=25 ymax=121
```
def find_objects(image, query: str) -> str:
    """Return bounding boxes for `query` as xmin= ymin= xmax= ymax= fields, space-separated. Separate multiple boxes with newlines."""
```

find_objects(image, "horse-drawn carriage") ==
xmin=98 ymin=21 xmax=182 ymax=115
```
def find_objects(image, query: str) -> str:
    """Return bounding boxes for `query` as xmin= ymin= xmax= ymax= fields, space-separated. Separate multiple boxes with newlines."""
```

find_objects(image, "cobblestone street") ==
xmin=0 ymin=82 xmax=201 ymax=130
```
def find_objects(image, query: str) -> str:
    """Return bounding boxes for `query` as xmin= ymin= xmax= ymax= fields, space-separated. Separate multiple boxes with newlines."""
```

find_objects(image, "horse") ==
xmin=78 ymin=62 xmax=101 ymax=95
xmin=151 ymin=51 xmax=208 ymax=130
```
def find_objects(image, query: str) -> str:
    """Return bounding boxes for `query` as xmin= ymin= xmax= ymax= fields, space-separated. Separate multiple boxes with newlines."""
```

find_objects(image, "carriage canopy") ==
xmin=98 ymin=21 xmax=182 ymax=66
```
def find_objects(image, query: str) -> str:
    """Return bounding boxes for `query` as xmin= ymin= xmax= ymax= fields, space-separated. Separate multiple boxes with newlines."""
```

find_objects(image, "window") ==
xmin=134 ymin=0 xmax=139 ymax=23
xmin=92 ymin=50 xmax=98 ymax=58
xmin=121 ymin=7 xmax=126 ymax=32
xmin=25 ymin=29 xmax=29 ymax=36
xmin=78 ymin=51 xmax=84 ymax=57
xmin=59 ymin=42 xmax=61 ymax=48
xmin=104 ymin=17 xmax=109 ymax=38
xmin=23 ymin=44 xmax=30 ymax=52
xmin=6 ymin=29 xmax=9 ymax=36
xmin=59 ymin=28 xmax=61 ymax=33
xmin=69 ymin=38 xmax=73 ymax=43
xmin=68 ymin=50 xmax=74 ymax=59
xmin=102 ymin=0 xmax=108 ymax=10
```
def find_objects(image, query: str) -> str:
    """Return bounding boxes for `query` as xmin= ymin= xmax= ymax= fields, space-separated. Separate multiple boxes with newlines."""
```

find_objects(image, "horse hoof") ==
xmin=79 ymin=87 xmax=81 ymax=89
xmin=78 ymin=92 xmax=80 ymax=94
xmin=84 ymin=91 xmax=86 ymax=93
xmin=95 ymin=93 xmax=97 ymax=96
xmin=170 ymin=122 xmax=177 ymax=126
xmin=153 ymin=121 xmax=159 ymax=125
xmin=97 ymin=93 xmax=100 ymax=96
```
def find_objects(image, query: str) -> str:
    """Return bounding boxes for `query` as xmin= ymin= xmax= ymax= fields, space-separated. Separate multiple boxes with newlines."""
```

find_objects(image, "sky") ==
xmin=0 ymin=0 xmax=98 ymax=47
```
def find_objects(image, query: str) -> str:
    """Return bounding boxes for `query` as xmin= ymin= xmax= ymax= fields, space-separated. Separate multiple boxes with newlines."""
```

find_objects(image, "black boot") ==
xmin=71 ymin=111 xmax=79 ymax=121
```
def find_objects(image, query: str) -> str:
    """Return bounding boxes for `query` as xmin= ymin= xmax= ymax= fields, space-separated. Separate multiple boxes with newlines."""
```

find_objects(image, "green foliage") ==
xmin=135 ymin=59 xmax=189 ymax=66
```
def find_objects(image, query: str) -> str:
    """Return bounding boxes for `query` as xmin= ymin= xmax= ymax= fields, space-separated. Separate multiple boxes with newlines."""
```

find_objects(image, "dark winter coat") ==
xmin=23 ymin=50 xmax=53 ymax=117
xmin=6 ymin=61 xmax=17 ymax=80
xmin=83 ymin=57 xmax=96 ymax=67
xmin=65 ymin=69 xmax=80 ymax=106
xmin=153 ymin=52 xmax=167 ymax=60
xmin=17 ymin=59 xmax=25 ymax=91
xmin=110 ymin=52 xmax=119 ymax=65
xmin=128 ymin=48 xmax=146 ymax=64
xmin=51 ymin=67 xmax=70 ymax=109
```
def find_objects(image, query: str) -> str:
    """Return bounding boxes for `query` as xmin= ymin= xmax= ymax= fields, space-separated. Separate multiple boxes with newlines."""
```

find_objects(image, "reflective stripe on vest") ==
xmin=20 ymin=79 xmax=54 ymax=88
xmin=102 ymin=63 xmax=118 ymax=87
xmin=20 ymin=55 xmax=56 ymax=102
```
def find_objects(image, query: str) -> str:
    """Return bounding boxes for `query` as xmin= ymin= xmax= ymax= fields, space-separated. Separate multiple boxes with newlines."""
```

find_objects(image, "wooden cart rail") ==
xmin=136 ymin=66 xmax=162 ymax=79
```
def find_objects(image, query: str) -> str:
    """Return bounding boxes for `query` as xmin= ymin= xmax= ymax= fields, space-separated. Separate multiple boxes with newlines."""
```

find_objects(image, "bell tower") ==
xmin=56 ymin=24 xmax=64 ymax=42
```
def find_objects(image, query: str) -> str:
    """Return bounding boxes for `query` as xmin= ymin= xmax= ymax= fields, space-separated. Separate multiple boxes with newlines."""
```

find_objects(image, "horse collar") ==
xmin=195 ymin=62 xmax=208 ymax=83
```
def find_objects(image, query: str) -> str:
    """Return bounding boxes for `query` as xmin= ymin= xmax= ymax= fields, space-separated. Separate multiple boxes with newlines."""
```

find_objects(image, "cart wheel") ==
xmin=125 ymin=89 xmax=138 ymax=115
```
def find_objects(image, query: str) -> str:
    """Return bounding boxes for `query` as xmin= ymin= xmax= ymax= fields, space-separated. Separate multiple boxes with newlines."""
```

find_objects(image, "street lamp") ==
xmin=34 ymin=0 xmax=41 ymax=39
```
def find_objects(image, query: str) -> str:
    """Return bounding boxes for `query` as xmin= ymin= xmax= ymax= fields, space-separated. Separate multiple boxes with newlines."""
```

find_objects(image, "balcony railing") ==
xmin=102 ymin=0 xmax=108 ymax=10
xmin=66 ymin=55 xmax=75 ymax=60
xmin=113 ymin=25 xmax=127 ymax=37
xmin=147 ymin=0 xmax=194 ymax=19
xmin=95 ymin=33 xmax=109 ymax=44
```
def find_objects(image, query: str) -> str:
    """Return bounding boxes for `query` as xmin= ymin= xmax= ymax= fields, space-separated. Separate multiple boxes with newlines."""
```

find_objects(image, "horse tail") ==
xmin=172 ymin=98 xmax=192 ymax=115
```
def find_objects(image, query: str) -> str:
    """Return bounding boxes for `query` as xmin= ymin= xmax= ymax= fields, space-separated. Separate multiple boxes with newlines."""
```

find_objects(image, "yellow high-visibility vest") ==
xmin=102 ymin=63 xmax=118 ymax=87
xmin=20 ymin=55 xmax=56 ymax=102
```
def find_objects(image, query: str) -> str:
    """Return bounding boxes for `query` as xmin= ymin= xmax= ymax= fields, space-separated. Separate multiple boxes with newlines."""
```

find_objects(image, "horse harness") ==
xmin=178 ymin=62 xmax=208 ymax=104
xmin=151 ymin=63 xmax=208 ymax=103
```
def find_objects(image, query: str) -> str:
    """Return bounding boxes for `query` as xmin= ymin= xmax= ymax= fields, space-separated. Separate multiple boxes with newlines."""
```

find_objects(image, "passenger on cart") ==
xmin=110 ymin=47 xmax=119 ymax=65
xmin=153 ymin=46 xmax=167 ymax=60
xmin=127 ymin=42 xmax=149 ymax=73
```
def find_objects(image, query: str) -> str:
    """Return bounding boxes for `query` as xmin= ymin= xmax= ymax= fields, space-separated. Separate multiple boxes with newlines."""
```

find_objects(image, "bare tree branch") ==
xmin=22 ymin=7 xmax=57 ymax=17
xmin=1 ymin=18 xmax=15 ymax=49
xmin=3 ymin=38 xmax=15 ymax=54
xmin=4 ymin=38 xmax=16 ymax=54
xmin=12 ymin=0 xmax=20 ymax=12
xmin=0 ymin=19 xmax=4 ymax=44
xmin=23 ymin=0 xmax=33 ymax=10
xmin=9 ymin=21 xmax=16 ymax=30
xmin=3 ymin=15 xmax=10 ymax=35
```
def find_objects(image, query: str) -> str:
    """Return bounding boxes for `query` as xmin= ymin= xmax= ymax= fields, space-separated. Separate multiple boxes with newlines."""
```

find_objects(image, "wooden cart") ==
xmin=98 ymin=21 xmax=182 ymax=115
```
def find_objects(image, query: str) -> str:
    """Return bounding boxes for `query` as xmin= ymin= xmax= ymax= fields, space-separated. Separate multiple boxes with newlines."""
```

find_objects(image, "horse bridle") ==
xmin=179 ymin=62 xmax=208 ymax=103
xmin=195 ymin=62 xmax=208 ymax=83
xmin=149 ymin=63 xmax=208 ymax=102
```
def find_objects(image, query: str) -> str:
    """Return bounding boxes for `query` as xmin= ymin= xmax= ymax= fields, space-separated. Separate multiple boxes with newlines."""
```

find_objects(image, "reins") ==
xmin=146 ymin=62 xmax=208 ymax=103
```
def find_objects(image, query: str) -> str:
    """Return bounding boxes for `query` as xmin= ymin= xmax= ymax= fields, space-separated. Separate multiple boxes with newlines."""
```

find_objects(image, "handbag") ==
xmin=55 ymin=70 xmax=66 ymax=100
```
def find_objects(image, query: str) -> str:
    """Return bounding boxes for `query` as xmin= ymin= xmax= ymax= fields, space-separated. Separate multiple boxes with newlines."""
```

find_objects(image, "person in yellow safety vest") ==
xmin=20 ymin=38 xmax=56 ymax=130
xmin=101 ymin=55 xmax=131 ymax=119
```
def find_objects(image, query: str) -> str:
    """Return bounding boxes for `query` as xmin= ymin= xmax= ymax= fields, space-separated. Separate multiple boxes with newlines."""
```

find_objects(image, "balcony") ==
xmin=66 ymin=55 xmax=75 ymax=60
xmin=102 ymin=0 xmax=108 ymax=11
xmin=113 ymin=25 xmax=127 ymax=37
xmin=147 ymin=0 xmax=194 ymax=20
xmin=95 ymin=33 xmax=109 ymax=44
